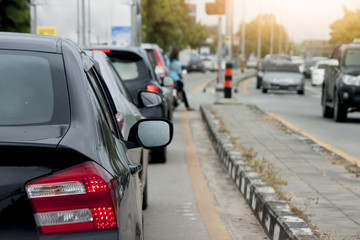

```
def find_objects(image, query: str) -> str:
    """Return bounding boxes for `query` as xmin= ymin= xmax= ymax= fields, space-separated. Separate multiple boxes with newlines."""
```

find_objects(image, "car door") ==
xmin=86 ymin=66 xmax=143 ymax=239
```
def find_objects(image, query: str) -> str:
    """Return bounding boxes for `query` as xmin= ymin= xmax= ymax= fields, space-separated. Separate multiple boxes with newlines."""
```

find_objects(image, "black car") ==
xmin=187 ymin=59 xmax=205 ymax=73
xmin=90 ymin=47 xmax=173 ymax=163
xmin=0 ymin=32 xmax=173 ymax=239
xmin=322 ymin=40 xmax=360 ymax=122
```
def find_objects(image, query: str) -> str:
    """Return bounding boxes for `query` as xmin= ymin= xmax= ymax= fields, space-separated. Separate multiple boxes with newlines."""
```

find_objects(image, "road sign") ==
xmin=37 ymin=27 xmax=56 ymax=36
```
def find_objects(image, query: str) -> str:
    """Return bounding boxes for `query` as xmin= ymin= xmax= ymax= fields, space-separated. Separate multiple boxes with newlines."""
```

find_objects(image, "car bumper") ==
xmin=338 ymin=85 xmax=360 ymax=107
xmin=263 ymin=82 xmax=304 ymax=91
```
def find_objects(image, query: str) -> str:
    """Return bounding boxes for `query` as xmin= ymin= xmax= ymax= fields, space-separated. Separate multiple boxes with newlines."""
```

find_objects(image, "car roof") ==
xmin=0 ymin=32 xmax=62 ymax=53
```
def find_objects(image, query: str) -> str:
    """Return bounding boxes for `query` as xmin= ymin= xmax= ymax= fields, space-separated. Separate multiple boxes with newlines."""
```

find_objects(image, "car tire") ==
xmin=334 ymin=91 xmax=347 ymax=122
xmin=297 ymin=90 xmax=304 ymax=95
xmin=262 ymin=86 xmax=267 ymax=93
xmin=151 ymin=147 xmax=167 ymax=163
xmin=321 ymin=87 xmax=333 ymax=118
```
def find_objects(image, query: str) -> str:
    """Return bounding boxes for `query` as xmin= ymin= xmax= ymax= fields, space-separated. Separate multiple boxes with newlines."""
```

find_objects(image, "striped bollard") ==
xmin=224 ymin=62 xmax=232 ymax=98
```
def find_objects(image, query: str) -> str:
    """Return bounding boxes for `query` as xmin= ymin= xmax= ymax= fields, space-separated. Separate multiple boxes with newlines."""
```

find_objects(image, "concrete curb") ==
xmin=200 ymin=103 xmax=318 ymax=240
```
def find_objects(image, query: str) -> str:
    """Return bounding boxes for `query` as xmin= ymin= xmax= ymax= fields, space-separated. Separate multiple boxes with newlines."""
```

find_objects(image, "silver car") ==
xmin=262 ymin=61 xmax=305 ymax=95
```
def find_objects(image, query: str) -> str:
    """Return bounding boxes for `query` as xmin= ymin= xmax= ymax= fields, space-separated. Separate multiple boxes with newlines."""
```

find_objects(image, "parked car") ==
xmin=187 ymin=58 xmax=205 ymax=73
xmin=256 ymin=54 xmax=291 ymax=89
xmin=322 ymin=40 xmax=360 ymax=122
xmin=86 ymin=50 xmax=165 ymax=209
xmin=141 ymin=43 xmax=174 ymax=113
xmin=262 ymin=60 xmax=305 ymax=94
xmin=90 ymin=46 xmax=173 ymax=163
xmin=0 ymin=32 xmax=173 ymax=239
xmin=310 ymin=59 xmax=338 ymax=86
xmin=141 ymin=43 xmax=169 ymax=82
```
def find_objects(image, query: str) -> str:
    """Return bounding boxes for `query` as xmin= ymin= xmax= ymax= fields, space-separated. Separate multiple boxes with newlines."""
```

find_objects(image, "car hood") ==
xmin=343 ymin=67 xmax=360 ymax=76
xmin=0 ymin=124 xmax=69 ymax=146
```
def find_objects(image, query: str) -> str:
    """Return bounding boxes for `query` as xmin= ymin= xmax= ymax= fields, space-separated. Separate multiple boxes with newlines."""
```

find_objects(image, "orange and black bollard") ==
xmin=224 ymin=62 xmax=232 ymax=98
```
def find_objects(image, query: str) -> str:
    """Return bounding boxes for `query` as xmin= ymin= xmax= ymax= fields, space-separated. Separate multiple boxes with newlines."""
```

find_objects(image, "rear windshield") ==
xmin=107 ymin=52 xmax=148 ymax=81
xmin=318 ymin=64 xmax=328 ymax=69
xmin=344 ymin=49 xmax=360 ymax=66
xmin=0 ymin=50 xmax=69 ymax=126
xmin=266 ymin=64 xmax=300 ymax=73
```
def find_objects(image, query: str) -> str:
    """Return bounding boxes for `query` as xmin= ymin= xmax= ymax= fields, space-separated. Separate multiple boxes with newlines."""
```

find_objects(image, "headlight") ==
xmin=342 ymin=75 xmax=360 ymax=86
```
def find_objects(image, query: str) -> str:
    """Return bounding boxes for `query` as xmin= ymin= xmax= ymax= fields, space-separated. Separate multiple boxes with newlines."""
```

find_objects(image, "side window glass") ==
xmin=87 ymin=68 xmax=119 ymax=137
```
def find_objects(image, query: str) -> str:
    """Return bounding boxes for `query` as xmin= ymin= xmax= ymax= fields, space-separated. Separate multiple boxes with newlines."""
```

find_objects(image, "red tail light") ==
xmin=26 ymin=162 xmax=117 ymax=235
xmin=115 ymin=112 xmax=124 ymax=130
xmin=146 ymin=84 xmax=159 ymax=93
xmin=92 ymin=49 xmax=111 ymax=53
xmin=153 ymin=50 xmax=163 ymax=67
xmin=173 ymin=83 xmax=177 ymax=88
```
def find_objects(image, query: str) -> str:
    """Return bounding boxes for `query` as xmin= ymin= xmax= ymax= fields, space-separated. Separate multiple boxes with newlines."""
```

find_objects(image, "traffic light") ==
xmin=205 ymin=0 xmax=225 ymax=15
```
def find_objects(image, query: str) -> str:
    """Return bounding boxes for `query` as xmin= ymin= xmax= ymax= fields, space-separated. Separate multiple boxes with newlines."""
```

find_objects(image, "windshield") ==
xmin=0 ymin=50 xmax=69 ymax=126
xmin=266 ymin=64 xmax=300 ymax=73
xmin=108 ymin=52 xmax=148 ymax=81
xmin=344 ymin=49 xmax=360 ymax=66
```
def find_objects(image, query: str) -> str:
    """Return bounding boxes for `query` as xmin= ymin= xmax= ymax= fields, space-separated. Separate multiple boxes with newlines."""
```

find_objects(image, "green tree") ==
xmin=329 ymin=6 xmax=360 ymax=45
xmin=235 ymin=13 xmax=288 ymax=58
xmin=142 ymin=0 xmax=208 ymax=51
xmin=0 ymin=0 xmax=30 ymax=33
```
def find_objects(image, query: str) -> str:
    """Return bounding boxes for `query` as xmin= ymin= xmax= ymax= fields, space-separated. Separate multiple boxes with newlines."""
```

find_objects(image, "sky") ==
xmin=189 ymin=0 xmax=360 ymax=43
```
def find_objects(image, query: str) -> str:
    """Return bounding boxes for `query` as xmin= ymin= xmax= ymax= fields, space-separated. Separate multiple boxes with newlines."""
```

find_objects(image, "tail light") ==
xmin=26 ymin=162 xmax=117 ymax=235
xmin=115 ymin=112 xmax=124 ymax=130
xmin=92 ymin=49 xmax=111 ymax=53
xmin=173 ymin=83 xmax=177 ymax=88
xmin=146 ymin=84 xmax=159 ymax=93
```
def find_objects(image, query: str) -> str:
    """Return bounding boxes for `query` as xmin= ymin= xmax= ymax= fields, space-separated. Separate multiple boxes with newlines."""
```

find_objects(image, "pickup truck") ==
xmin=322 ymin=40 xmax=360 ymax=122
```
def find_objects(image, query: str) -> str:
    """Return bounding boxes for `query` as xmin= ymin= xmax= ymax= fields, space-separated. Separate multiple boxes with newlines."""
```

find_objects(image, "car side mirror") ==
xmin=137 ymin=91 xmax=162 ymax=108
xmin=126 ymin=119 xmax=173 ymax=149
xmin=162 ymin=76 xmax=174 ymax=87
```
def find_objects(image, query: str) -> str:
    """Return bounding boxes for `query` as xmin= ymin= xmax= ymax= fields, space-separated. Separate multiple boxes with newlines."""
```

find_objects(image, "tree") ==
xmin=142 ymin=0 xmax=208 ymax=51
xmin=329 ymin=7 xmax=360 ymax=45
xmin=235 ymin=14 xmax=288 ymax=58
xmin=0 ymin=0 xmax=30 ymax=33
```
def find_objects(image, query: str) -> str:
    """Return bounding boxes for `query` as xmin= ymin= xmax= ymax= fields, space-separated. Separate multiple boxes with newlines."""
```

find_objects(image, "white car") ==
xmin=311 ymin=59 xmax=338 ymax=86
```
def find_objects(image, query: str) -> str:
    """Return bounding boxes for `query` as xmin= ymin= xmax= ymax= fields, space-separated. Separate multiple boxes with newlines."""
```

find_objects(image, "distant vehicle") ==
xmin=90 ymin=46 xmax=174 ymax=163
xmin=262 ymin=60 xmax=305 ymax=94
xmin=322 ymin=40 xmax=360 ymax=122
xmin=302 ymin=56 xmax=328 ymax=78
xmin=141 ymin=43 xmax=169 ymax=83
xmin=256 ymin=54 xmax=291 ymax=89
xmin=202 ymin=57 xmax=217 ymax=72
xmin=246 ymin=55 xmax=259 ymax=69
xmin=310 ymin=59 xmax=338 ymax=86
xmin=187 ymin=55 xmax=205 ymax=73
xmin=0 ymin=32 xmax=173 ymax=239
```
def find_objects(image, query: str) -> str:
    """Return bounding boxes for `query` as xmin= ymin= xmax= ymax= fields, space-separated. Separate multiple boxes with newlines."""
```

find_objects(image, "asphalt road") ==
xmin=143 ymin=71 xmax=268 ymax=240
xmin=235 ymin=76 xmax=360 ymax=163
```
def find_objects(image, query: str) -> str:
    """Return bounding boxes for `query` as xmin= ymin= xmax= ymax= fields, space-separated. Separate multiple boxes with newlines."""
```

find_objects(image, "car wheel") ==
xmin=151 ymin=147 xmax=166 ymax=163
xmin=262 ymin=86 xmax=267 ymax=93
xmin=297 ymin=90 xmax=304 ymax=95
xmin=334 ymin=91 xmax=347 ymax=122
xmin=321 ymin=87 xmax=333 ymax=118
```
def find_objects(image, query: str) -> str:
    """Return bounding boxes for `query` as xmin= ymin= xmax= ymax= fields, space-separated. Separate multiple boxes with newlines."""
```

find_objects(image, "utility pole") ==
xmin=217 ymin=16 xmax=223 ymax=86
xmin=225 ymin=0 xmax=233 ymax=62
xmin=241 ymin=0 xmax=246 ymax=61
xmin=257 ymin=0 xmax=262 ymax=59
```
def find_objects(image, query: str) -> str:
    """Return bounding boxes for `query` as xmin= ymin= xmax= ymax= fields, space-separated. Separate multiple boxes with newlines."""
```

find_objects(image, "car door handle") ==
xmin=129 ymin=163 xmax=142 ymax=175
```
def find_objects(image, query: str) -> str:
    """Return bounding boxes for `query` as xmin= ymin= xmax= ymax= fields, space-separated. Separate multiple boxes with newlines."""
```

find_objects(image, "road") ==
xmin=235 ymin=76 xmax=360 ymax=164
xmin=143 ymin=72 xmax=268 ymax=240
xmin=143 ymin=70 xmax=360 ymax=239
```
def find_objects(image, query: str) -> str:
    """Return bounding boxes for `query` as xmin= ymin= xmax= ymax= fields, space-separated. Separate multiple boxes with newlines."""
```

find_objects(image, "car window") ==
xmin=0 ymin=50 xmax=69 ymax=126
xmin=266 ymin=64 xmax=300 ymax=73
xmin=87 ymin=67 xmax=119 ymax=137
xmin=108 ymin=53 xmax=148 ymax=82
xmin=344 ymin=49 xmax=360 ymax=66
xmin=318 ymin=64 xmax=328 ymax=69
